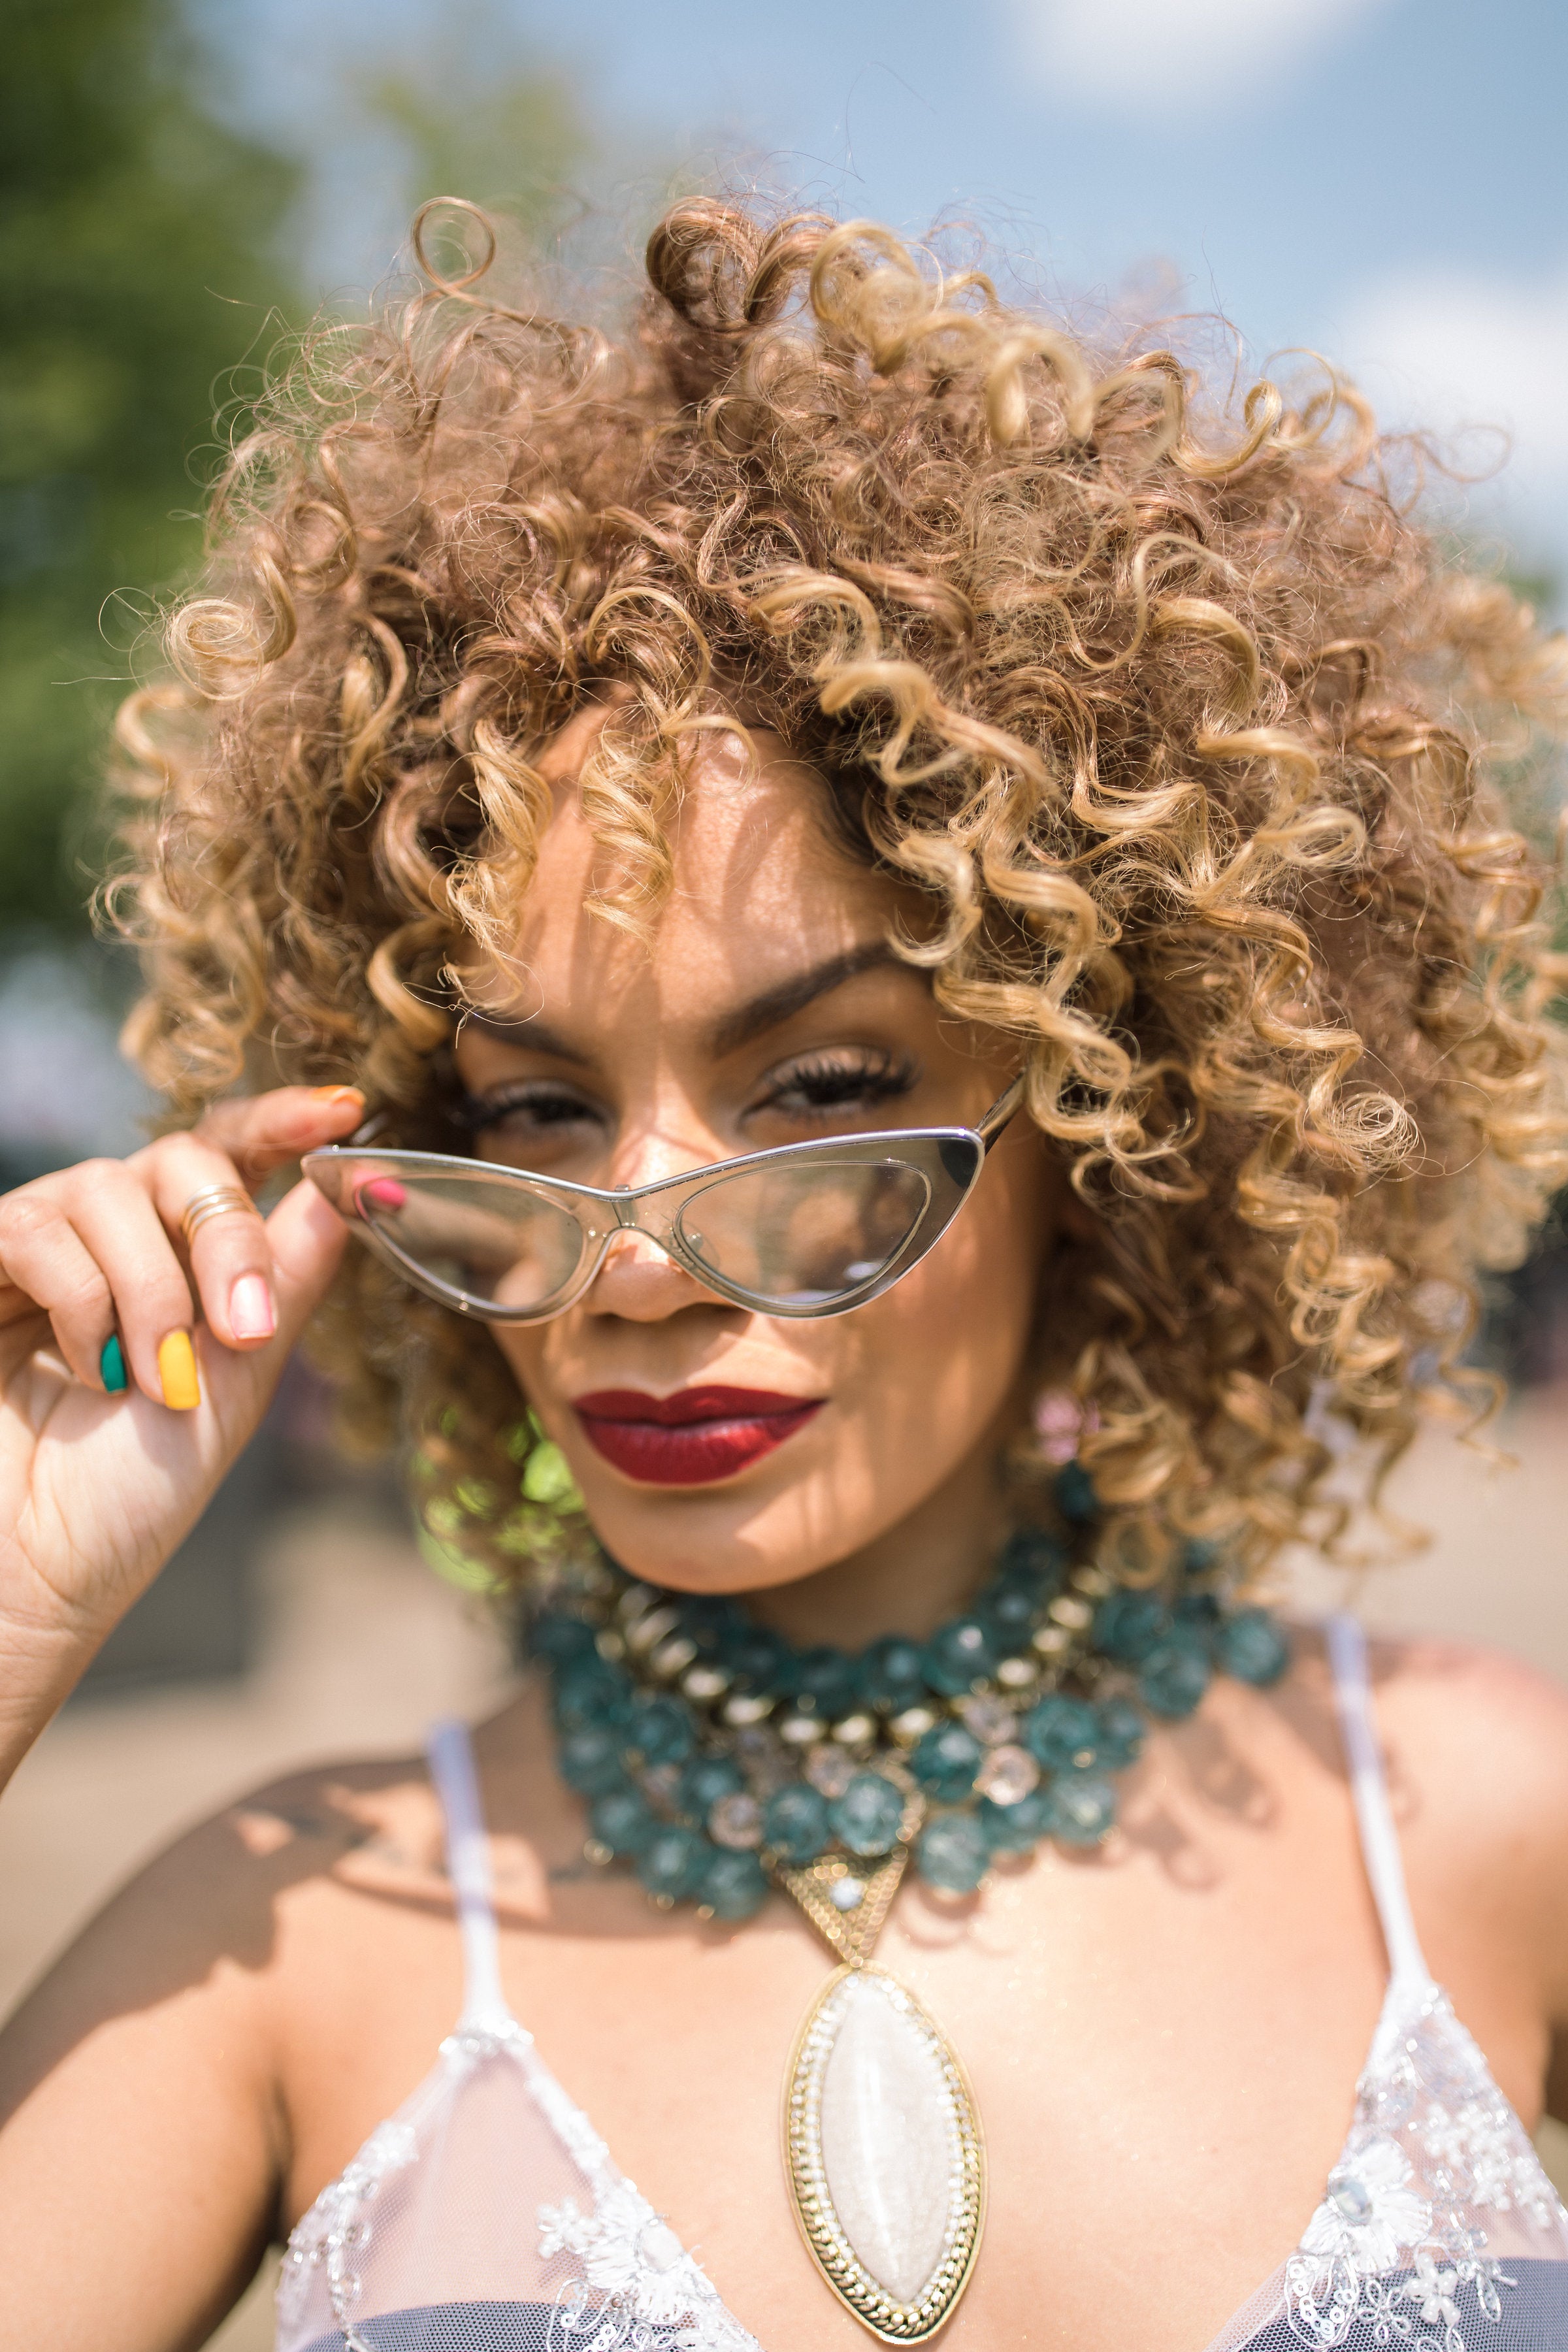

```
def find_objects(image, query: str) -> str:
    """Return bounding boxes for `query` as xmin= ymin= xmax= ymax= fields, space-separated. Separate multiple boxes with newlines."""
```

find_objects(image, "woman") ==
xmin=1 ymin=196 xmax=1566 ymax=2352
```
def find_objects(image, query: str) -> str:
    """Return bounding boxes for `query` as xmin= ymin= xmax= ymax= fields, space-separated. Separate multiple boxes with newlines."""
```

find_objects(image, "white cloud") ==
xmin=1011 ymin=0 xmax=1389 ymax=114
xmin=1332 ymin=262 xmax=1568 ymax=568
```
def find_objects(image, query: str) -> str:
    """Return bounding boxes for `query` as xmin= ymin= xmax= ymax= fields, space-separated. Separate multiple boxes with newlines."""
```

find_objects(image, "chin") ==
xmin=576 ymin=1462 xmax=861 ymax=1598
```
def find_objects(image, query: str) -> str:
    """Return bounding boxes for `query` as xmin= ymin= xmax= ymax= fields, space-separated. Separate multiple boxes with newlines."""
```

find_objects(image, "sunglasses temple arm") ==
xmin=975 ymin=1070 xmax=1028 ymax=1149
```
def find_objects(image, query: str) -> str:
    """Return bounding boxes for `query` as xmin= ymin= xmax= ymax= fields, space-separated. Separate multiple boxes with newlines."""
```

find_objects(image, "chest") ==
xmin=275 ymin=1744 xmax=1541 ymax=2352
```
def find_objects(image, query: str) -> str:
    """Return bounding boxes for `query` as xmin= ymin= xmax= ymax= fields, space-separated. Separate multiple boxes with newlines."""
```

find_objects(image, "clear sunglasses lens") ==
xmin=352 ymin=1169 xmax=585 ymax=1313
xmin=677 ymin=1159 xmax=931 ymax=1306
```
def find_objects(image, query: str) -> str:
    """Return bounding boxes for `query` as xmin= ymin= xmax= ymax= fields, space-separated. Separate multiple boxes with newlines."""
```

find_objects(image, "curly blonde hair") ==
xmin=112 ymin=195 xmax=1568 ymax=1586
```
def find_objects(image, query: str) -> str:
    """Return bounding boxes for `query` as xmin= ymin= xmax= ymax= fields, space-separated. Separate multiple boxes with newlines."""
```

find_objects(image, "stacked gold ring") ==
xmin=179 ymin=1184 xmax=260 ymax=1248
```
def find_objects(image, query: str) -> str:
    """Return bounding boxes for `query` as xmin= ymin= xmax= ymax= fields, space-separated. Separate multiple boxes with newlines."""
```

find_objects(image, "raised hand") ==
xmin=0 ymin=1085 xmax=366 ymax=1784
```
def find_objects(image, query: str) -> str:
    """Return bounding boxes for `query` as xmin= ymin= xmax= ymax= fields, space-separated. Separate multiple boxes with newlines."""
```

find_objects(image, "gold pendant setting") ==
xmin=783 ymin=1944 xmax=985 ymax=2344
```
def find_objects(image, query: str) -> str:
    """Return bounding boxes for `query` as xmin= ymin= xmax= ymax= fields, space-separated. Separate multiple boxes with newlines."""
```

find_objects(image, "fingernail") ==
xmin=311 ymin=1085 xmax=365 ymax=1107
xmin=157 ymin=1330 xmax=201 ymax=1411
xmin=99 ymin=1333 xmax=128 ymax=1394
xmin=229 ymin=1273 xmax=276 ymax=1341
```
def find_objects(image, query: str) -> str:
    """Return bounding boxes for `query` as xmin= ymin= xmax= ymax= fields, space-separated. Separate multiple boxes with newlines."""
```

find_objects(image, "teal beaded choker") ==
xmin=531 ymin=1463 xmax=1289 ymax=2343
xmin=531 ymin=1462 xmax=1290 ymax=1922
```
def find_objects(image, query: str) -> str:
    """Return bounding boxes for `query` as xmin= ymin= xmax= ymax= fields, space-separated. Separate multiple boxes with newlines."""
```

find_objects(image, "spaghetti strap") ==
xmin=426 ymin=1716 xmax=517 ymax=2035
xmin=1324 ymin=1612 xmax=1431 ymax=1986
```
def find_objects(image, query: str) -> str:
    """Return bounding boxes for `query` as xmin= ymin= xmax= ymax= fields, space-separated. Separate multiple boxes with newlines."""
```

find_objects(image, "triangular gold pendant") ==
xmin=777 ymin=1846 xmax=907 ymax=1967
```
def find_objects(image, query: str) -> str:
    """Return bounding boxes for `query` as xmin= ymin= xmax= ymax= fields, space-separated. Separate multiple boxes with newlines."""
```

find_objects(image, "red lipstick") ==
xmin=571 ymin=1386 xmax=823 ymax=1486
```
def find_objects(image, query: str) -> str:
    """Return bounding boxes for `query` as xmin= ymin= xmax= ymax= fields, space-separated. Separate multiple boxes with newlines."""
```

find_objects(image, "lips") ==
xmin=571 ymin=1386 xmax=824 ymax=1486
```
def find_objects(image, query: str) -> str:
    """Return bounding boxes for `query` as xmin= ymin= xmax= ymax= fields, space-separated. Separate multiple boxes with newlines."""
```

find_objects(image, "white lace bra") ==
xmin=274 ymin=1616 xmax=1568 ymax=2351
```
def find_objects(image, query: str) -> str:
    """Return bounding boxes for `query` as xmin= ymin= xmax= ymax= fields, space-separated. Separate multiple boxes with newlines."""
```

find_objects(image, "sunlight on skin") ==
xmin=453 ymin=721 xmax=1072 ymax=1649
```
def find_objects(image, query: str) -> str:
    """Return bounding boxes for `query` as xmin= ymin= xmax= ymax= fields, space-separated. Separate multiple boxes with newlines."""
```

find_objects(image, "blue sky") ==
xmin=218 ymin=0 xmax=1568 ymax=595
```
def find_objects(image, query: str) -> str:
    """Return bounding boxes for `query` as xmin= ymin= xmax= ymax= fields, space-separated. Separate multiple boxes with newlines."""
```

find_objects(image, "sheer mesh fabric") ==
xmin=274 ymin=1622 xmax=1568 ymax=2352
xmin=274 ymin=1725 xmax=759 ymax=2352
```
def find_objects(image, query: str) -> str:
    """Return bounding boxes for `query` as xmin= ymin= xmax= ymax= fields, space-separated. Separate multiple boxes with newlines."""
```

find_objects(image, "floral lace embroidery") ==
xmin=1284 ymin=1980 xmax=1562 ymax=2347
xmin=275 ymin=2118 xmax=419 ymax=2349
xmin=537 ymin=2178 xmax=758 ymax=2352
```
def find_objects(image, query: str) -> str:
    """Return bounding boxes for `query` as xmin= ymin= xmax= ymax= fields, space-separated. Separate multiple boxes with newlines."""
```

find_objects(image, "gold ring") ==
xmin=179 ymin=1184 xmax=259 ymax=1248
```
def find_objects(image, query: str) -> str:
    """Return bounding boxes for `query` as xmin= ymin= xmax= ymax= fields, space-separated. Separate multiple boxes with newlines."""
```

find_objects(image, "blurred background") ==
xmin=1 ymin=0 xmax=1565 ymax=2341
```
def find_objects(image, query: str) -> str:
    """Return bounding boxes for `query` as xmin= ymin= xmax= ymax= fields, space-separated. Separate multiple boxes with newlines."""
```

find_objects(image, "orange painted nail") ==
xmin=157 ymin=1330 xmax=201 ymax=1411
xmin=310 ymin=1085 xmax=365 ymax=1105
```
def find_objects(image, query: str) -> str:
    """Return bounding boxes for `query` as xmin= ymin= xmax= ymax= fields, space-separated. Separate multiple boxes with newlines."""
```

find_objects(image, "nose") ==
xmin=583 ymin=1224 xmax=734 ymax=1323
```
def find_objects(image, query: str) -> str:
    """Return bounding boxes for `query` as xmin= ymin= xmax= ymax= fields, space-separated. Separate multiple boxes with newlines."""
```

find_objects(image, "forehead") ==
xmin=489 ymin=725 xmax=902 ymax=1015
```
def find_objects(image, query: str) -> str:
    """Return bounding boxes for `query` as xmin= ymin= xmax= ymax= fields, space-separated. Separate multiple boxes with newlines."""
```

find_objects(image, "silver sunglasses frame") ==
xmin=302 ymin=1073 xmax=1026 ymax=1325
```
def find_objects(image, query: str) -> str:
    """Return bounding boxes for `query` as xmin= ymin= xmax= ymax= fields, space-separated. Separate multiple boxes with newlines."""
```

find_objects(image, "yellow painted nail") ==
xmin=157 ymin=1330 xmax=201 ymax=1411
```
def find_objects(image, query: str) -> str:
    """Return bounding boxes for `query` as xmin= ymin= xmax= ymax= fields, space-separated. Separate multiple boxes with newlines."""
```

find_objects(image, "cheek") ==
xmin=851 ymin=1152 xmax=1049 ymax=1450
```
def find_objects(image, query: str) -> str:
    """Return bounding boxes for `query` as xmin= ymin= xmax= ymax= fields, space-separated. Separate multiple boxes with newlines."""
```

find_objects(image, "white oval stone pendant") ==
xmin=784 ymin=1964 xmax=985 ymax=2342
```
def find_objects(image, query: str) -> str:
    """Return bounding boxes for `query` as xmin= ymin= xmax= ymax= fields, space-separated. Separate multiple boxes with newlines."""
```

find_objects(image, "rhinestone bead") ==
xmin=709 ymin=1791 xmax=765 ymax=1850
xmin=701 ymin=1846 xmax=769 ymax=1919
xmin=625 ymin=1603 xmax=681 ymax=1655
xmin=681 ymin=1663 xmax=732 ymax=1703
xmin=806 ymin=1744 xmax=857 ymax=1799
xmin=888 ymin=1705 xmax=939 ymax=1746
xmin=1047 ymin=1593 xmax=1093 ymax=1632
xmin=1217 ymin=1608 xmax=1291 ymax=1687
xmin=1021 ymin=1692 xmax=1101 ymax=1772
xmin=1095 ymin=1695 xmax=1145 ymax=1767
xmin=827 ymin=1772 xmax=904 ymax=1858
xmin=558 ymin=1725 xmax=628 ymax=1797
xmin=921 ymin=1618 xmax=999 ymax=1697
xmin=830 ymin=1712 xmax=876 ymax=1750
xmin=1049 ymin=1772 xmax=1117 ymax=1845
xmin=978 ymin=1785 xmax=1054 ymax=1852
xmin=777 ymin=1712 xmax=820 ymax=1747
xmin=909 ymin=1722 xmax=983 ymax=1801
xmin=856 ymin=1634 xmax=928 ymax=1713
xmin=915 ymin=1812 xmax=989 ymax=1892
xmin=636 ymin=1825 xmax=707 ymax=1900
xmin=974 ymin=1743 xmax=1039 ymax=1807
xmin=649 ymin=1633 xmax=698 ymax=1678
xmin=1092 ymin=1590 xmax=1171 ymax=1663
xmin=1138 ymin=1639 xmax=1211 ymax=1720
xmin=956 ymin=1693 xmax=1017 ymax=1746
xmin=829 ymin=1876 xmax=866 ymax=1912
xmin=589 ymin=1788 xmax=655 ymax=1856
xmin=764 ymin=1780 xmax=831 ymax=1863
xmin=624 ymin=1693 xmax=695 ymax=1766
xmin=678 ymin=1751 xmax=744 ymax=1817
xmin=791 ymin=1644 xmax=858 ymax=1720
xmin=996 ymin=1656 xmax=1040 ymax=1691
xmin=721 ymin=1691 xmax=775 ymax=1727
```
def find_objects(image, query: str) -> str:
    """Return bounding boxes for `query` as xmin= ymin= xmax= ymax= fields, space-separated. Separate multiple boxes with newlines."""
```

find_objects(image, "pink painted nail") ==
xmin=229 ymin=1273 xmax=276 ymax=1341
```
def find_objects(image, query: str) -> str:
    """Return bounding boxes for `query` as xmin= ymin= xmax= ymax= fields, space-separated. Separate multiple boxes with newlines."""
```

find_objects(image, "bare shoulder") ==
xmin=0 ymin=1741 xmax=435 ymax=2114
xmin=1365 ymin=1627 xmax=1568 ymax=1816
xmin=1347 ymin=1627 xmax=1568 ymax=2007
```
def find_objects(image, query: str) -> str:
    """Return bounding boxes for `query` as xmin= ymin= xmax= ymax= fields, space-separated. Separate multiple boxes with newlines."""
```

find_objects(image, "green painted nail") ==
xmin=100 ymin=1333 xmax=128 ymax=1394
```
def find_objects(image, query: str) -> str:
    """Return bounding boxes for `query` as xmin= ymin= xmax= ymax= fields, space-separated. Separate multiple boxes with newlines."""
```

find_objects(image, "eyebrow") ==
xmin=706 ymin=942 xmax=904 ymax=1056
xmin=461 ymin=941 xmax=907 ymax=1065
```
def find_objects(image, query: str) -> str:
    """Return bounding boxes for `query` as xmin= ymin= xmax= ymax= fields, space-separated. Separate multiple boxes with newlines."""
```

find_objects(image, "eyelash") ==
xmin=749 ymin=1049 xmax=919 ymax=1119
xmin=457 ymin=1050 xmax=919 ymax=1137
xmin=455 ymin=1082 xmax=602 ymax=1137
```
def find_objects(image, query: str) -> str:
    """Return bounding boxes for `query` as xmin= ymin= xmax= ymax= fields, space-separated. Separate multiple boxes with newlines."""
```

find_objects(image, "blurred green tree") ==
xmin=0 ymin=0 xmax=596 ymax=945
xmin=0 ymin=0 xmax=302 ymax=935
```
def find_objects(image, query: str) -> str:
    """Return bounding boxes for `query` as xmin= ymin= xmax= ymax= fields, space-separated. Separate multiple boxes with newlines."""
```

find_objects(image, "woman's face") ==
xmin=452 ymin=717 xmax=1063 ymax=1603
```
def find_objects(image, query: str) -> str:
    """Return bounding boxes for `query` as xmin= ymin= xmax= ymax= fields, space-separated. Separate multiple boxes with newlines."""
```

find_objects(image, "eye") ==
xmin=747 ymin=1049 xmax=919 ymax=1124
xmin=456 ymin=1081 xmax=608 ymax=1159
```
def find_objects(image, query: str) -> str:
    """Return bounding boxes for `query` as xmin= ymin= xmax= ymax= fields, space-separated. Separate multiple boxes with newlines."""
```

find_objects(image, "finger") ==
xmin=0 ymin=1163 xmax=195 ymax=1401
xmin=144 ymin=1135 xmax=276 ymax=1351
xmin=191 ymin=1085 xmax=367 ymax=1183
xmin=255 ymin=1175 xmax=351 ymax=1354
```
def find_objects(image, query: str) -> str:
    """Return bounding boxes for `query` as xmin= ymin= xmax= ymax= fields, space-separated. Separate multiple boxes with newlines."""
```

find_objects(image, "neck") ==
xmin=743 ymin=1443 xmax=1009 ymax=1650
